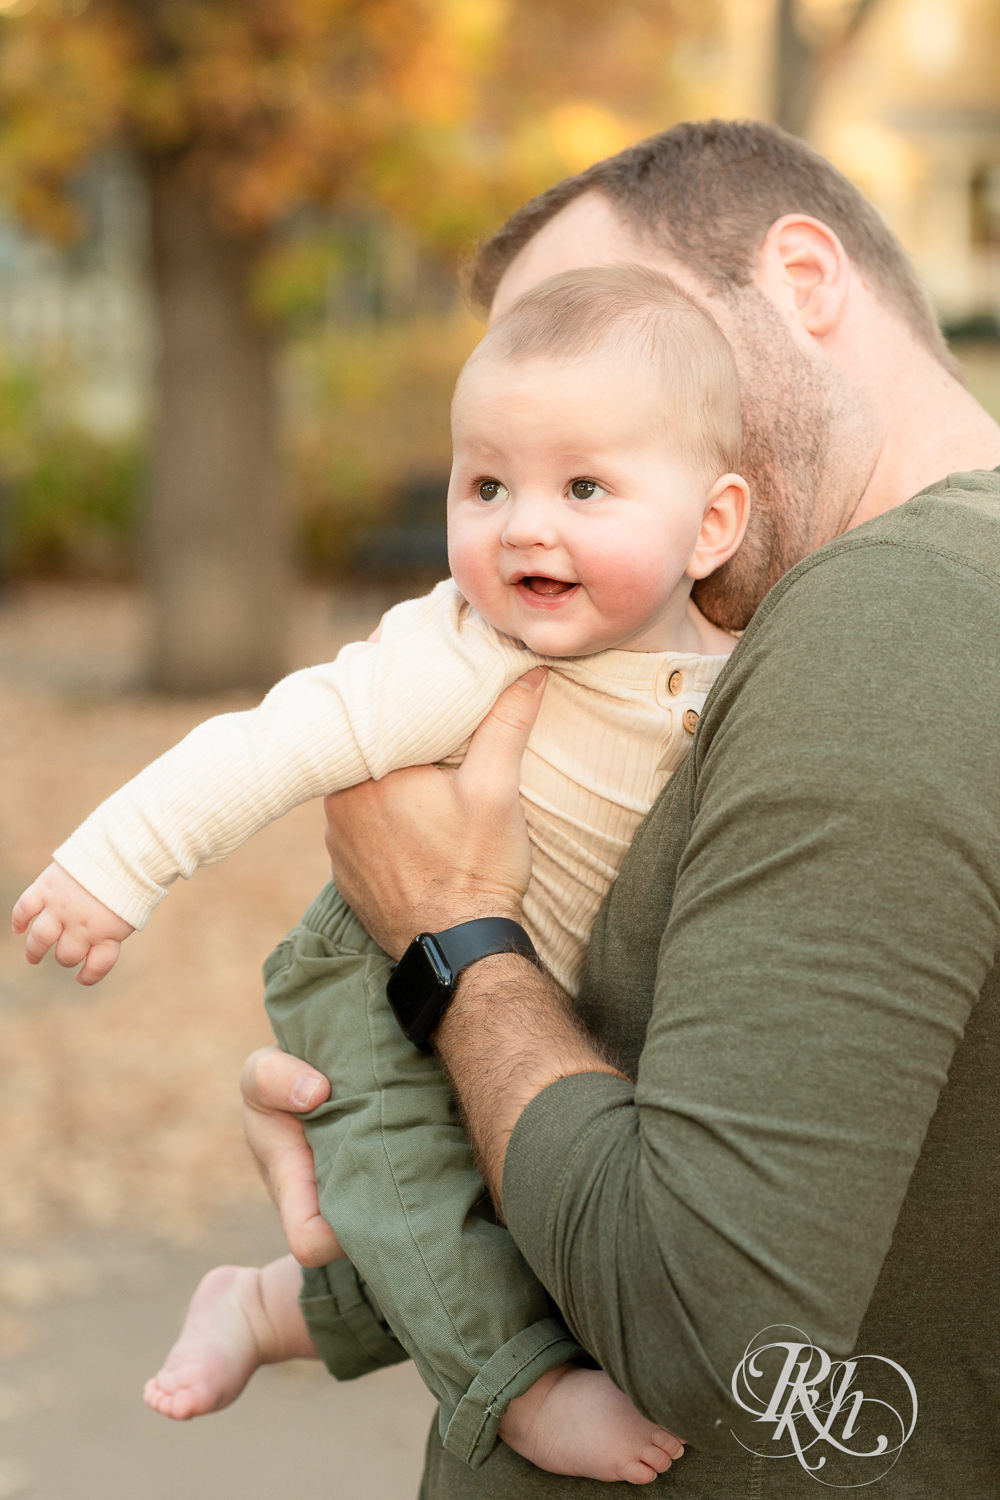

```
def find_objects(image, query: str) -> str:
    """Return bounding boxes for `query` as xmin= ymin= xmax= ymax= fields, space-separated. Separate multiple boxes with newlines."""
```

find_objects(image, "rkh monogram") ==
xmin=730 ymin=1326 xmax=918 ymax=1488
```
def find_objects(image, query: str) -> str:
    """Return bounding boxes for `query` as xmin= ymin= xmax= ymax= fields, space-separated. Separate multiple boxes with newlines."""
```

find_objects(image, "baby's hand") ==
xmin=11 ymin=863 xmax=134 ymax=985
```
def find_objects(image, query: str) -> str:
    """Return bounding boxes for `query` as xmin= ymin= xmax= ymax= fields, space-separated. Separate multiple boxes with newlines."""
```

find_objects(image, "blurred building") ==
xmin=809 ymin=0 xmax=1000 ymax=333
xmin=0 ymin=150 xmax=152 ymax=434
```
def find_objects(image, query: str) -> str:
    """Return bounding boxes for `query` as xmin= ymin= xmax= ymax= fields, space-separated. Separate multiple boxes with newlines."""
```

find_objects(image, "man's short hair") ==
xmin=467 ymin=118 xmax=952 ymax=368
xmin=465 ymin=263 xmax=742 ymax=479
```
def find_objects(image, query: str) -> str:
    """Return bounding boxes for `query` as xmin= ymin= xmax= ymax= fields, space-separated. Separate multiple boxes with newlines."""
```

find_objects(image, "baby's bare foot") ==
xmin=500 ymin=1364 xmax=684 ymax=1484
xmin=145 ymin=1253 xmax=315 ymax=1421
xmin=144 ymin=1265 xmax=270 ymax=1420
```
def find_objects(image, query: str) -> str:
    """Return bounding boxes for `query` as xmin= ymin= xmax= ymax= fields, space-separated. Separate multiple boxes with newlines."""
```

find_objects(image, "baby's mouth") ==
xmin=518 ymin=576 xmax=576 ymax=597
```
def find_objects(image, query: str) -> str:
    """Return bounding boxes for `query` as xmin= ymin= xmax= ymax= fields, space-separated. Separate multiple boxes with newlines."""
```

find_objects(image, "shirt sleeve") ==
xmin=54 ymin=583 xmax=536 ymax=928
xmin=501 ymin=536 xmax=1000 ymax=1450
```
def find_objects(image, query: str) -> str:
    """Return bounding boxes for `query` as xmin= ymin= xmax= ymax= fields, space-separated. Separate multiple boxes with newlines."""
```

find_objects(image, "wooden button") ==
xmin=682 ymin=708 xmax=700 ymax=734
xmin=667 ymin=670 xmax=683 ymax=696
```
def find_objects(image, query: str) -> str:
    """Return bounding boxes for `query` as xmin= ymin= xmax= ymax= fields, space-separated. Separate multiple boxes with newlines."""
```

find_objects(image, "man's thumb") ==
xmin=462 ymin=668 xmax=548 ymax=789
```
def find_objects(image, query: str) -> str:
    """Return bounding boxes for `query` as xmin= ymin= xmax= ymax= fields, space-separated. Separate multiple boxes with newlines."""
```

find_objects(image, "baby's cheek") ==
xmin=449 ymin=538 xmax=493 ymax=612
xmin=597 ymin=555 xmax=665 ymax=616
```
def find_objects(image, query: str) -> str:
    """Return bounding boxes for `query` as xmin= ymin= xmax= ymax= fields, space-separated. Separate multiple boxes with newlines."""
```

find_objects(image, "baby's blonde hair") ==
xmin=465 ymin=264 xmax=742 ymax=480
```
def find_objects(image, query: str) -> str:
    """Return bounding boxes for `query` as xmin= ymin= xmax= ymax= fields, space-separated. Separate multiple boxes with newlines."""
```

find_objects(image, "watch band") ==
xmin=433 ymin=918 xmax=539 ymax=978
xmin=387 ymin=918 xmax=540 ymax=1049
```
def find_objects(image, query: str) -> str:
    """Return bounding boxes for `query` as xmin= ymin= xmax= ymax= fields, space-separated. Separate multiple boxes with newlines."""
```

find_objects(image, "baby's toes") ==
xmin=619 ymin=1430 xmax=683 ymax=1483
xmin=639 ymin=1437 xmax=676 ymax=1475
xmin=166 ymin=1389 xmax=198 ymax=1420
xmin=617 ymin=1454 xmax=660 ymax=1485
xmin=143 ymin=1377 xmax=167 ymax=1412
xmin=144 ymin=1374 xmax=195 ymax=1421
xmin=654 ymin=1427 xmax=684 ymax=1461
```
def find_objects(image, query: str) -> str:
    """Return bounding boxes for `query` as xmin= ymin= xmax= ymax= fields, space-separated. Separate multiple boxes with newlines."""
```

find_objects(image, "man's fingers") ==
xmin=461 ymin=668 xmax=548 ymax=792
xmin=272 ymin=1151 xmax=343 ymax=1267
xmin=240 ymin=1045 xmax=330 ymax=1114
xmin=244 ymin=1105 xmax=332 ymax=1262
xmin=240 ymin=1048 xmax=341 ymax=1265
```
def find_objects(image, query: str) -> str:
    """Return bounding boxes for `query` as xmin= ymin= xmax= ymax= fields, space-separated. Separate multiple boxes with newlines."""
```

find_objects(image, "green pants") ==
xmin=263 ymin=884 xmax=582 ymax=1468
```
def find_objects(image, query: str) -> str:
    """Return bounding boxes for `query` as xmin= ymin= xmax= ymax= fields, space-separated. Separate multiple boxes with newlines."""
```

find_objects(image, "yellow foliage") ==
xmin=0 ymin=6 xmax=134 ymax=235
xmin=0 ymin=0 xmax=703 ymax=246
xmin=545 ymin=103 xmax=634 ymax=174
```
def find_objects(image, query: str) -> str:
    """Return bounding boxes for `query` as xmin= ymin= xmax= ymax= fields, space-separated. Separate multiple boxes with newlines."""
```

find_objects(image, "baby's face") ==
xmin=447 ymin=345 xmax=715 ymax=657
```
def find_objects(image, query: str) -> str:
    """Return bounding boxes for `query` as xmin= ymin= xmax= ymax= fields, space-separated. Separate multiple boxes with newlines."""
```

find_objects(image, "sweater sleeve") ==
xmin=501 ymin=535 xmax=1000 ymax=1450
xmin=54 ymin=583 xmax=536 ymax=928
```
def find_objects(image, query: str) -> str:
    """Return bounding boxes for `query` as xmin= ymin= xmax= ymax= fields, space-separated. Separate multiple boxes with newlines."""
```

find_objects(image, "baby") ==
xmin=13 ymin=264 xmax=748 ymax=1484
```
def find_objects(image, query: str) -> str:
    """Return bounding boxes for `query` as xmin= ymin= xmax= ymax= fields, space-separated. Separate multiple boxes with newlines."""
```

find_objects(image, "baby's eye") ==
xmin=477 ymin=479 xmax=508 ymax=503
xmin=570 ymin=478 xmax=605 ymax=501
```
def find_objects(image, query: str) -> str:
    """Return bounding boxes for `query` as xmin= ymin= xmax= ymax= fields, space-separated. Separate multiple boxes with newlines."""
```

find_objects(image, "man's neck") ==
xmin=847 ymin=352 xmax=1000 ymax=531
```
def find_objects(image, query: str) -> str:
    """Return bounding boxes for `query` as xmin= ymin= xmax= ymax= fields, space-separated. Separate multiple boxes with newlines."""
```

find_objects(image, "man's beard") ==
xmin=693 ymin=406 xmax=828 ymax=630
xmin=693 ymin=291 xmax=867 ymax=632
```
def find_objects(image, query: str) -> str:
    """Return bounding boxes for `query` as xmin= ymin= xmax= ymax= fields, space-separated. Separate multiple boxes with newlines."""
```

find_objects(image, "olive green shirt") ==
xmin=422 ymin=471 xmax=1000 ymax=1496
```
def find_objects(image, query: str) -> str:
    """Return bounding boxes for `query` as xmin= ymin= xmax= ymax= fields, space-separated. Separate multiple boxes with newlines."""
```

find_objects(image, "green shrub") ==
xmin=4 ymin=427 xmax=144 ymax=579
xmin=0 ymin=360 xmax=144 ymax=579
xmin=286 ymin=308 xmax=479 ymax=576
xmin=0 ymin=306 xmax=480 ymax=582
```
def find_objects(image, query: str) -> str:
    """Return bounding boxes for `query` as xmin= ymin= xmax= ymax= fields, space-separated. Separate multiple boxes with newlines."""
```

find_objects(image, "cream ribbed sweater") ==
xmin=54 ymin=580 xmax=729 ymax=993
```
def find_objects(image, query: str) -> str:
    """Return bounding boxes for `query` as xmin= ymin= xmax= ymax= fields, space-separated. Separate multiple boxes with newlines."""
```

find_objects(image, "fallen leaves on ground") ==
xmin=0 ymin=580 xmax=404 ymax=1247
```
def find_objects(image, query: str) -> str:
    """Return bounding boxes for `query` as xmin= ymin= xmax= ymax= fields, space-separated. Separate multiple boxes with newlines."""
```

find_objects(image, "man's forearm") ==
xmin=434 ymin=952 xmax=624 ymax=1207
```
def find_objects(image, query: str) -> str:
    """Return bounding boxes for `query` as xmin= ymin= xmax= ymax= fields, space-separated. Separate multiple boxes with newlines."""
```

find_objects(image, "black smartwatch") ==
xmin=386 ymin=918 xmax=540 ymax=1049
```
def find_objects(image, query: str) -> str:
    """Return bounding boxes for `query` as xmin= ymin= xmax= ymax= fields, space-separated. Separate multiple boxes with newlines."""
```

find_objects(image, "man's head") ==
xmin=447 ymin=264 xmax=748 ymax=659
xmin=466 ymin=120 xmax=959 ymax=628
xmin=469 ymin=120 xmax=949 ymax=361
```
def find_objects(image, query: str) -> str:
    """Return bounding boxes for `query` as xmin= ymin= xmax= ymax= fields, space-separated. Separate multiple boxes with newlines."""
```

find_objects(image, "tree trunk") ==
xmin=773 ymin=0 xmax=884 ymax=139
xmin=144 ymin=151 xmax=290 ymax=693
xmin=774 ymin=0 xmax=817 ymax=138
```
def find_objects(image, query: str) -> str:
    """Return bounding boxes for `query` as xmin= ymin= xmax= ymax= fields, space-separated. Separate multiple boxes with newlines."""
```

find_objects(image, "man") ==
xmin=243 ymin=120 xmax=1000 ymax=1494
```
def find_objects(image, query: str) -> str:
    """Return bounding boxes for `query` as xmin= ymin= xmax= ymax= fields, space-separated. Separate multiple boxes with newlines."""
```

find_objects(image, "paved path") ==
xmin=0 ymin=1208 xmax=436 ymax=1500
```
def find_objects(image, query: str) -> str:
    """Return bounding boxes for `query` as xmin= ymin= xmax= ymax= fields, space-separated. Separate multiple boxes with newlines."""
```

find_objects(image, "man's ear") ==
xmin=757 ymin=215 xmax=850 ymax=338
xmin=686 ymin=474 xmax=750 ymax=580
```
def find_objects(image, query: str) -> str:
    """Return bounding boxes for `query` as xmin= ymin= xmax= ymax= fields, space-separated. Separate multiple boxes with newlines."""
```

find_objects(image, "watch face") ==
xmin=387 ymin=935 xmax=454 ymax=1047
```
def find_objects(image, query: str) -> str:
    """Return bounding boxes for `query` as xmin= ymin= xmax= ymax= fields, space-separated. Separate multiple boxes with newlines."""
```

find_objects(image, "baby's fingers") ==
xmin=77 ymin=940 xmax=121 ymax=987
xmin=22 ymin=908 xmax=64 ymax=965
xmin=54 ymin=928 xmax=91 ymax=970
xmin=11 ymin=885 xmax=44 ymax=934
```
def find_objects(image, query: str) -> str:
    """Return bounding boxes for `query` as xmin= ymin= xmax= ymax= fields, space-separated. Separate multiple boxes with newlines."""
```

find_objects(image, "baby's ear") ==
xmin=686 ymin=474 xmax=750 ymax=580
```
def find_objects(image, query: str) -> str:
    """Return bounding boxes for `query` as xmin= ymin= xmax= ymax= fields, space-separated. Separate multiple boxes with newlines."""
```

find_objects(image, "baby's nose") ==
xmin=501 ymin=499 xmax=558 ymax=549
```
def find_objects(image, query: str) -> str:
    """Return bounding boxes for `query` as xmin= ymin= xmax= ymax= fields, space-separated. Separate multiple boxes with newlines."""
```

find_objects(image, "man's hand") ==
xmin=321 ymin=664 xmax=620 ymax=1205
xmin=240 ymin=1046 xmax=344 ymax=1268
xmin=12 ymin=862 xmax=134 ymax=985
xmin=323 ymin=668 xmax=548 ymax=957
xmin=242 ymin=670 xmax=551 ymax=1256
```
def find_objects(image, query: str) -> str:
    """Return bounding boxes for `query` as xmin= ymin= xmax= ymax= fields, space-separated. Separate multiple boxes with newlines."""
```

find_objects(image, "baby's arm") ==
xmin=12 ymin=862 xmax=134 ymax=985
xmin=12 ymin=584 xmax=537 ymax=984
